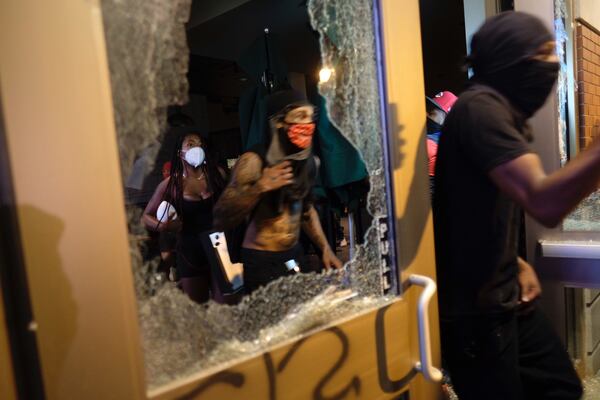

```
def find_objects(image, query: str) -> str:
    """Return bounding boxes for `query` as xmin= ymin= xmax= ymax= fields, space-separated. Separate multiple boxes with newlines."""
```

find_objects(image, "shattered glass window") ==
xmin=101 ymin=0 xmax=396 ymax=390
xmin=555 ymin=0 xmax=568 ymax=166
xmin=558 ymin=0 xmax=600 ymax=233
xmin=563 ymin=191 xmax=600 ymax=232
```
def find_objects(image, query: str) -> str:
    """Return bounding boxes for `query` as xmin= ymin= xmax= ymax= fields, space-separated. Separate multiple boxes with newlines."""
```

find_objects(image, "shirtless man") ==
xmin=214 ymin=90 xmax=342 ymax=293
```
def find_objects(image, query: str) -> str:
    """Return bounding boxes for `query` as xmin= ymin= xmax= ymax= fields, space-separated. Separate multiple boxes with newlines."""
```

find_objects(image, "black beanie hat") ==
xmin=266 ymin=89 xmax=312 ymax=118
xmin=468 ymin=11 xmax=553 ymax=77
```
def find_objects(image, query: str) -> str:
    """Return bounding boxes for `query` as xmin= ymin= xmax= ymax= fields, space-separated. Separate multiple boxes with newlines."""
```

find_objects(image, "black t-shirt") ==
xmin=433 ymin=84 xmax=532 ymax=318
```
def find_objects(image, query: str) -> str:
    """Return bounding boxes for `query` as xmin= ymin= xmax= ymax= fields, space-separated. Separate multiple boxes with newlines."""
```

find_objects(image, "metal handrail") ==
xmin=408 ymin=274 xmax=443 ymax=383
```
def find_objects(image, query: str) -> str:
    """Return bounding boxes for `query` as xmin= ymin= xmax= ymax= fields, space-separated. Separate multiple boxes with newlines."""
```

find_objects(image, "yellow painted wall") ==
xmin=380 ymin=0 xmax=441 ymax=398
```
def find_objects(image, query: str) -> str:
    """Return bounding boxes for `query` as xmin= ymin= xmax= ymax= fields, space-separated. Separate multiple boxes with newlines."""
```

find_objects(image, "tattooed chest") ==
xmin=252 ymin=206 xmax=302 ymax=248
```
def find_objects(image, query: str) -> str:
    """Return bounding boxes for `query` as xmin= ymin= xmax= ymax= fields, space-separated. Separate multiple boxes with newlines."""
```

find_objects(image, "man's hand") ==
xmin=517 ymin=257 xmax=541 ymax=303
xmin=257 ymin=161 xmax=294 ymax=193
xmin=322 ymin=246 xmax=343 ymax=270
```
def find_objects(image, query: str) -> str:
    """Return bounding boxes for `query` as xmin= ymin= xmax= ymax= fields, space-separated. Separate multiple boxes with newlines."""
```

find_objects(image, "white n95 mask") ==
xmin=184 ymin=146 xmax=205 ymax=168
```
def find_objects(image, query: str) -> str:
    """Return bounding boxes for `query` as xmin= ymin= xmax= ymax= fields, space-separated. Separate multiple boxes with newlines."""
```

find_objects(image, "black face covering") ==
xmin=427 ymin=118 xmax=443 ymax=134
xmin=262 ymin=90 xmax=318 ymax=216
xmin=482 ymin=59 xmax=559 ymax=117
xmin=469 ymin=12 xmax=558 ymax=117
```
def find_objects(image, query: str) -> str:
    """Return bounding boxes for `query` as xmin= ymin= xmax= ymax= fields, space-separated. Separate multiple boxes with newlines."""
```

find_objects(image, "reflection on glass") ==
xmin=101 ymin=0 xmax=395 ymax=389
xmin=564 ymin=191 xmax=600 ymax=232
xmin=319 ymin=67 xmax=334 ymax=83
xmin=555 ymin=1 xmax=600 ymax=397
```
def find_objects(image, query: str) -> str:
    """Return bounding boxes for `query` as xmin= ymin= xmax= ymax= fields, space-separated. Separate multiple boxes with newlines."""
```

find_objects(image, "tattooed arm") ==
xmin=213 ymin=152 xmax=294 ymax=230
xmin=301 ymin=206 xmax=343 ymax=269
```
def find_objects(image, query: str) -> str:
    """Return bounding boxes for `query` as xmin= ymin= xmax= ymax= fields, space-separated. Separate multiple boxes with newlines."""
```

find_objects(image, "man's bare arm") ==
xmin=301 ymin=206 xmax=343 ymax=269
xmin=213 ymin=153 xmax=263 ymax=230
xmin=301 ymin=206 xmax=329 ymax=250
xmin=213 ymin=153 xmax=293 ymax=230
xmin=489 ymin=139 xmax=600 ymax=228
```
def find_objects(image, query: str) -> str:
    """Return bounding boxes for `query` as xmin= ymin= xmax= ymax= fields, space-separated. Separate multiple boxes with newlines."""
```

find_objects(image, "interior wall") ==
xmin=187 ymin=0 xmax=320 ymax=74
xmin=463 ymin=0 xmax=486 ymax=54
xmin=185 ymin=0 xmax=321 ymax=158
xmin=188 ymin=0 xmax=253 ymax=29
xmin=419 ymin=0 xmax=469 ymax=96
xmin=576 ymin=0 xmax=600 ymax=31
xmin=181 ymin=94 xmax=210 ymax=131
xmin=514 ymin=0 xmax=563 ymax=262
xmin=463 ymin=0 xmax=507 ymax=53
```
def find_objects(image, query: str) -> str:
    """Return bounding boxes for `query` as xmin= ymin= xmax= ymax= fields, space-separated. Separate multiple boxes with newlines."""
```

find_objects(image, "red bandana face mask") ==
xmin=287 ymin=123 xmax=315 ymax=149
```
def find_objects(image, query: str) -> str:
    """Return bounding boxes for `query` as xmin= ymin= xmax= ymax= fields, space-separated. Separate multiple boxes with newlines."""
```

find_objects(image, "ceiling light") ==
xmin=319 ymin=67 xmax=333 ymax=83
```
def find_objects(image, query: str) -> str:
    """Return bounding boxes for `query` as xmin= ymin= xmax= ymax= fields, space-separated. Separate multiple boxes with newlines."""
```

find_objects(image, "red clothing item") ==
xmin=162 ymin=161 xmax=172 ymax=179
xmin=427 ymin=138 xmax=438 ymax=177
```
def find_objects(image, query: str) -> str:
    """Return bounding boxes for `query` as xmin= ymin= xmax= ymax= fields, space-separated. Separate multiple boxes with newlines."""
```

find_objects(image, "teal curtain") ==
xmin=238 ymin=33 xmax=288 ymax=150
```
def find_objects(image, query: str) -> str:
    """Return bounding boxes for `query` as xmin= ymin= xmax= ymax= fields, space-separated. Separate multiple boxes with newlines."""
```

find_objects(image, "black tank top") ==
xmin=180 ymin=196 xmax=214 ymax=235
xmin=176 ymin=196 xmax=214 ymax=273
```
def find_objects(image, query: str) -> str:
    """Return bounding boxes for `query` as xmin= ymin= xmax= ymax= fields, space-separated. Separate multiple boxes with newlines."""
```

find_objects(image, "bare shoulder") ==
xmin=217 ymin=166 xmax=227 ymax=179
xmin=145 ymin=176 xmax=172 ymax=214
xmin=157 ymin=176 xmax=171 ymax=190
xmin=231 ymin=152 xmax=263 ymax=183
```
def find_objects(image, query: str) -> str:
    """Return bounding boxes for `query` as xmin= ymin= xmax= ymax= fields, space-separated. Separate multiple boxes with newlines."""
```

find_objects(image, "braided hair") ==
xmin=160 ymin=130 xmax=227 ymax=225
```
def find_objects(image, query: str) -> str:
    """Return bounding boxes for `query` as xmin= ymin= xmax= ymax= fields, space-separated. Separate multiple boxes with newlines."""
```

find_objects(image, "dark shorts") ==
xmin=241 ymin=244 xmax=305 ymax=294
xmin=159 ymin=231 xmax=177 ymax=252
xmin=441 ymin=306 xmax=582 ymax=400
xmin=176 ymin=234 xmax=210 ymax=279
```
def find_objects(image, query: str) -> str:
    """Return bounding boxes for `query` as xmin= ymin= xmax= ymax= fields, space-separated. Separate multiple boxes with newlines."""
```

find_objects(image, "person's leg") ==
xmin=158 ymin=231 xmax=177 ymax=275
xmin=180 ymin=276 xmax=210 ymax=303
xmin=517 ymin=306 xmax=583 ymax=400
xmin=209 ymin=274 xmax=242 ymax=305
xmin=241 ymin=250 xmax=261 ymax=294
xmin=176 ymin=246 xmax=211 ymax=304
xmin=241 ymin=249 xmax=276 ymax=294
xmin=441 ymin=313 xmax=525 ymax=400
xmin=242 ymin=248 xmax=296 ymax=294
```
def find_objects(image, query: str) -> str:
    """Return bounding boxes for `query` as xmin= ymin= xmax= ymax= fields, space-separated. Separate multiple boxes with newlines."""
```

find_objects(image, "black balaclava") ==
xmin=427 ymin=119 xmax=442 ymax=134
xmin=263 ymin=90 xmax=318 ymax=214
xmin=469 ymin=11 xmax=559 ymax=118
xmin=426 ymin=103 xmax=444 ymax=134
xmin=425 ymin=98 xmax=446 ymax=134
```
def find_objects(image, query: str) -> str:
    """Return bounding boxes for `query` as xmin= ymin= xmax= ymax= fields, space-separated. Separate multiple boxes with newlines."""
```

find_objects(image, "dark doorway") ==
xmin=418 ymin=0 xmax=469 ymax=96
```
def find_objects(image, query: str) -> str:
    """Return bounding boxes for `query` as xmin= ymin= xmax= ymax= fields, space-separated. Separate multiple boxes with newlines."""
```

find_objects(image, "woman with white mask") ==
xmin=143 ymin=130 xmax=227 ymax=303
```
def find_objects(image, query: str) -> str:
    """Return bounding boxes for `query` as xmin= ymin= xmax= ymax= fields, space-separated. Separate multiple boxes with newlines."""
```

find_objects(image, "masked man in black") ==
xmin=214 ymin=90 xmax=342 ymax=294
xmin=434 ymin=11 xmax=600 ymax=399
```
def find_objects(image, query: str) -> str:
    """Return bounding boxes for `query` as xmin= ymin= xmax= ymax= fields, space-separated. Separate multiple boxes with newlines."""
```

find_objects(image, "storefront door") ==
xmin=0 ymin=1 xmax=441 ymax=399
